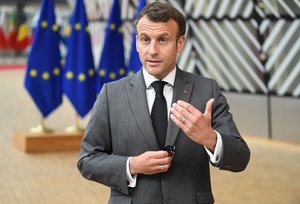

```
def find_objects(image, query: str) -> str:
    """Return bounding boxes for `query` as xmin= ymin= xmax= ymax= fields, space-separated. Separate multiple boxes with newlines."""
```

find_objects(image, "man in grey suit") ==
xmin=78 ymin=2 xmax=250 ymax=204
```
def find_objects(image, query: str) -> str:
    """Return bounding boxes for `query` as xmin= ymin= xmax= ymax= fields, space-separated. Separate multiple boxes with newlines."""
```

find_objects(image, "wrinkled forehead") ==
xmin=136 ymin=16 xmax=179 ymax=36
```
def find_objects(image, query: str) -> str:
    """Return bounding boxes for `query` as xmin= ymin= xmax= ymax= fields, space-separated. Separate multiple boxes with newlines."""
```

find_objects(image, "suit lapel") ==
xmin=165 ymin=68 xmax=194 ymax=146
xmin=126 ymin=71 xmax=159 ymax=150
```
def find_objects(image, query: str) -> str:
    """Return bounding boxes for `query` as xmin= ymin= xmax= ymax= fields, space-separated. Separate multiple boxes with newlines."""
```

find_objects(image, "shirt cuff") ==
xmin=205 ymin=130 xmax=223 ymax=164
xmin=126 ymin=157 xmax=137 ymax=188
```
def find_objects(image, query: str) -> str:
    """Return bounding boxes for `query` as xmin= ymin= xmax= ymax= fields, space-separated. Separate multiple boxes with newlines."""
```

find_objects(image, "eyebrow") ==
xmin=138 ymin=32 xmax=170 ymax=38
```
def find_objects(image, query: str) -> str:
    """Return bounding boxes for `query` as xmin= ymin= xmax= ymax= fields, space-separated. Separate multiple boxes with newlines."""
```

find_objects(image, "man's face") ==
xmin=136 ymin=16 xmax=185 ymax=80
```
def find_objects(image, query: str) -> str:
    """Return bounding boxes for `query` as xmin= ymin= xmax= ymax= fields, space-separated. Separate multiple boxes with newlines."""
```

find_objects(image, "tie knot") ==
xmin=152 ymin=81 xmax=167 ymax=95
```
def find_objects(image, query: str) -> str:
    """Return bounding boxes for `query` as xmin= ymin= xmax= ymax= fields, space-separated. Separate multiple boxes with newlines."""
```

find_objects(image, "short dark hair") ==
xmin=135 ymin=2 xmax=186 ymax=41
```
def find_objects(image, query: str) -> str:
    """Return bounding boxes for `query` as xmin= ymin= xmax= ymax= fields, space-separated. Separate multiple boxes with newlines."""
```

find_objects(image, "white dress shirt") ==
xmin=126 ymin=67 xmax=223 ymax=187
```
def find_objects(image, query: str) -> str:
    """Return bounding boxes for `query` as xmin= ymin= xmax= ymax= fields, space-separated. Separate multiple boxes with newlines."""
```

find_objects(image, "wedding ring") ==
xmin=182 ymin=117 xmax=186 ymax=124
xmin=160 ymin=165 xmax=164 ymax=171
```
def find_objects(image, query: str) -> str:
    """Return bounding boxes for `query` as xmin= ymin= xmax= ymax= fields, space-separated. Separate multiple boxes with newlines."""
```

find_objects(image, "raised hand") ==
xmin=170 ymin=98 xmax=217 ymax=152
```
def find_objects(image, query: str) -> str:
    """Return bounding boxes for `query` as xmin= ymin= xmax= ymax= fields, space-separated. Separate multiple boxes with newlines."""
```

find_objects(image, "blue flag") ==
xmin=63 ymin=0 xmax=96 ymax=118
xmin=24 ymin=0 xmax=62 ymax=118
xmin=127 ymin=0 xmax=146 ymax=76
xmin=97 ymin=0 xmax=125 ymax=93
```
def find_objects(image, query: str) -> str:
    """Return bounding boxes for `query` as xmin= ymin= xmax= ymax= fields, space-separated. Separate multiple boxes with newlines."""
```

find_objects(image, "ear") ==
xmin=177 ymin=36 xmax=186 ymax=53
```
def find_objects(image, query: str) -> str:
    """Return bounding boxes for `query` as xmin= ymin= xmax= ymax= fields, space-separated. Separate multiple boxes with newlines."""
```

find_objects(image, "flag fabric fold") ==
xmin=0 ymin=25 xmax=8 ymax=50
xmin=63 ymin=0 xmax=96 ymax=118
xmin=97 ymin=0 xmax=125 ymax=93
xmin=127 ymin=0 xmax=146 ymax=76
xmin=24 ymin=0 xmax=62 ymax=118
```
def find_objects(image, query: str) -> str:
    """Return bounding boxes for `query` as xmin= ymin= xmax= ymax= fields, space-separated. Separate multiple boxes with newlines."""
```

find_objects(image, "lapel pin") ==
xmin=183 ymin=90 xmax=189 ymax=95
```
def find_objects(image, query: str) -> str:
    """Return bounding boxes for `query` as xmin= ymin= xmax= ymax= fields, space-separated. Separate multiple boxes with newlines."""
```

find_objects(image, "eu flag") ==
xmin=63 ymin=0 xmax=96 ymax=118
xmin=127 ymin=0 xmax=146 ymax=76
xmin=24 ymin=0 xmax=62 ymax=118
xmin=97 ymin=0 xmax=125 ymax=93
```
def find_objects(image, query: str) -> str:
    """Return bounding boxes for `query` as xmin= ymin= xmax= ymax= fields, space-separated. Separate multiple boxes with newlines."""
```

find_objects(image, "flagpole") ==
xmin=30 ymin=117 xmax=53 ymax=133
xmin=65 ymin=113 xmax=84 ymax=133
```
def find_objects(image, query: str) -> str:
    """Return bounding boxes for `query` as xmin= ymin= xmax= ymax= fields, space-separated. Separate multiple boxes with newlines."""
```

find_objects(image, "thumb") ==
xmin=204 ymin=98 xmax=215 ymax=116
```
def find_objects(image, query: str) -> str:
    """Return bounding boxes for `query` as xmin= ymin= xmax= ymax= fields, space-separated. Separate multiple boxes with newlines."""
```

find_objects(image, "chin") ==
xmin=148 ymin=69 xmax=161 ymax=76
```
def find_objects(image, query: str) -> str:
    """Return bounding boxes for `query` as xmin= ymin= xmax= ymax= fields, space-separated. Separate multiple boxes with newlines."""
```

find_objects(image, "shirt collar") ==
xmin=143 ymin=67 xmax=176 ymax=89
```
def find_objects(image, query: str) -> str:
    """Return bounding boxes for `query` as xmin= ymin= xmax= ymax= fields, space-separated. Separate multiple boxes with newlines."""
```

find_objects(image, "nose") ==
xmin=148 ymin=41 xmax=158 ymax=55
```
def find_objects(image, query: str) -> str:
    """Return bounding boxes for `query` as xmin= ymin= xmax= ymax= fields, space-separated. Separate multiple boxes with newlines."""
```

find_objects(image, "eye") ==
xmin=159 ymin=37 xmax=168 ymax=44
xmin=141 ymin=37 xmax=150 ymax=44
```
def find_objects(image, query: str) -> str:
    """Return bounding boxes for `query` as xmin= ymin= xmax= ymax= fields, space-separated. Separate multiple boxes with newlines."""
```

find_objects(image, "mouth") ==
xmin=147 ymin=60 xmax=162 ymax=66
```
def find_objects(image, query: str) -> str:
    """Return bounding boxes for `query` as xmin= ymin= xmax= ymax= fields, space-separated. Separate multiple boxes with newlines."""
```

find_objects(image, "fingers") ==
xmin=170 ymin=99 xmax=216 ymax=148
xmin=204 ymin=98 xmax=215 ymax=116
xmin=170 ymin=99 xmax=215 ymax=139
xmin=175 ymin=100 xmax=198 ymax=118
xmin=130 ymin=151 xmax=173 ymax=175
xmin=170 ymin=101 xmax=194 ymax=127
xmin=152 ymin=151 xmax=173 ymax=173
xmin=170 ymin=99 xmax=215 ymax=124
xmin=157 ymin=163 xmax=171 ymax=173
xmin=170 ymin=100 xmax=198 ymax=129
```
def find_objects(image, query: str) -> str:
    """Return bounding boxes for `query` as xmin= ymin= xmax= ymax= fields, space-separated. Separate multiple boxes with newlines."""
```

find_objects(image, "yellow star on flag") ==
xmin=29 ymin=69 xmax=37 ymax=77
xmin=78 ymin=73 xmax=86 ymax=81
xmin=75 ymin=23 xmax=81 ymax=30
xmin=66 ymin=71 xmax=74 ymax=79
xmin=52 ymin=24 xmax=58 ymax=31
xmin=85 ymin=26 xmax=89 ymax=33
xmin=88 ymin=69 xmax=95 ymax=76
xmin=110 ymin=23 xmax=115 ymax=30
xmin=41 ymin=20 xmax=47 ymax=28
xmin=128 ymin=71 xmax=135 ymax=76
xmin=64 ymin=25 xmax=71 ymax=37
xmin=99 ymin=69 xmax=106 ymax=77
xmin=118 ymin=27 xmax=123 ymax=33
xmin=109 ymin=72 xmax=116 ymax=80
xmin=119 ymin=68 xmax=125 ymax=76
xmin=42 ymin=72 xmax=50 ymax=80
xmin=53 ymin=68 xmax=60 ymax=76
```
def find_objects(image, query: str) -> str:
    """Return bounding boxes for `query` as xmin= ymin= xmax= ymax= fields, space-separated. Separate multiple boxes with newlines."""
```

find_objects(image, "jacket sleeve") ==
xmin=77 ymin=84 xmax=131 ymax=195
xmin=210 ymin=80 xmax=251 ymax=172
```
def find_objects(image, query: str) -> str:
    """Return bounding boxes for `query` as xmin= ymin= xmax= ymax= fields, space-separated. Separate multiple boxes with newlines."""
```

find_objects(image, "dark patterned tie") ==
xmin=151 ymin=81 xmax=168 ymax=149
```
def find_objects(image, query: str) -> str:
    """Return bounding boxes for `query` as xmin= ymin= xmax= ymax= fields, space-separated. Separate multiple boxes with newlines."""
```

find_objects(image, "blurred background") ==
xmin=0 ymin=0 xmax=300 ymax=203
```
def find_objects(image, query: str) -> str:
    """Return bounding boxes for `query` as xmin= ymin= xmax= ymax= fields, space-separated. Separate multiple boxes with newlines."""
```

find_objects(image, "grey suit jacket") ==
xmin=77 ymin=67 xmax=250 ymax=204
